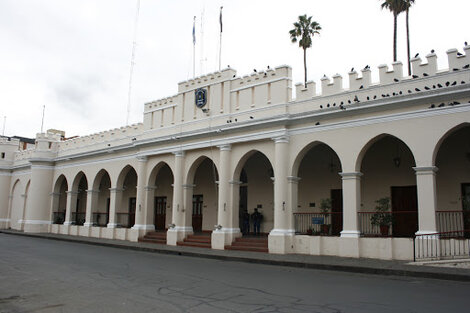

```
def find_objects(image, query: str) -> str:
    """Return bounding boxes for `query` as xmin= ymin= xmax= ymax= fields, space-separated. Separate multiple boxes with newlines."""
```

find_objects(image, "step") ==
xmin=138 ymin=238 xmax=166 ymax=244
xmin=177 ymin=241 xmax=211 ymax=248
xmin=144 ymin=233 xmax=167 ymax=240
xmin=231 ymin=241 xmax=268 ymax=248
xmin=234 ymin=237 xmax=268 ymax=243
xmin=225 ymin=245 xmax=269 ymax=253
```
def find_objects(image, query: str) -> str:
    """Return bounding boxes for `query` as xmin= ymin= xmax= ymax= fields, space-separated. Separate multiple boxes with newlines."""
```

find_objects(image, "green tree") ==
xmin=289 ymin=15 xmax=321 ymax=88
xmin=380 ymin=0 xmax=407 ymax=62
xmin=404 ymin=0 xmax=415 ymax=76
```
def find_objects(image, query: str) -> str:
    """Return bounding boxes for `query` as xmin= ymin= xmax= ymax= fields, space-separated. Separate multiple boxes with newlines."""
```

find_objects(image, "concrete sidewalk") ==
xmin=2 ymin=229 xmax=470 ymax=282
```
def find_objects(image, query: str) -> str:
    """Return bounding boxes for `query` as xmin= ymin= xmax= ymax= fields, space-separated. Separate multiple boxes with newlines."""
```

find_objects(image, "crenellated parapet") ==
xmin=411 ymin=52 xmax=438 ymax=77
xmin=447 ymin=45 xmax=470 ymax=70
xmin=177 ymin=68 xmax=236 ymax=93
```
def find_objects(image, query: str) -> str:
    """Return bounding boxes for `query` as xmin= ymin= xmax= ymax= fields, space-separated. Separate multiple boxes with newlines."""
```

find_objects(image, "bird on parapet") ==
xmin=412 ymin=75 xmax=419 ymax=79
xmin=354 ymin=95 xmax=359 ymax=102
xmin=415 ymin=88 xmax=421 ymax=92
xmin=394 ymin=78 xmax=399 ymax=82
xmin=462 ymin=81 xmax=466 ymax=84
xmin=437 ymin=83 xmax=443 ymax=88
xmin=425 ymin=86 xmax=430 ymax=90
xmin=465 ymin=41 xmax=468 ymax=46
xmin=315 ymin=122 xmax=320 ymax=125
xmin=463 ymin=64 xmax=470 ymax=69
xmin=267 ymin=65 xmax=270 ymax=69
xmin=414 ymin=53 xmax=419 ymax=58
xmin=431 ymin=49 xmax=435 ymax=53
xmin=351 ymin=67 xmax=354 ymax=72
xmin=457 ymin=52 xmax=463 ymax=57
xmin=446 ymin=81 xmax=450 ymax=86
xmin=451 ymin=81 xmax=457 ymax=86
xmin=429 ymin=104 xmax=435 ymax=108
xmin=438 ymin=103 xmax=445 ymax=107
xmin=453 ymin=68 xmax=460 ymax=71
xmin=359 ymin=85 xmax=364 ymax=89
xmin=423 ymin=73 xmax=429 ymax=76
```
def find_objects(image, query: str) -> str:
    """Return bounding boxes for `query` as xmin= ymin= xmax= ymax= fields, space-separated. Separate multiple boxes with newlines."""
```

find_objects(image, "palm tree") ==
xmin=289 ymin=15 xmax=321 ymax=88
xmin=404 ymin=0 xmax=415 ymax=76
xmin=380 ymin=0 xmax=407 ymax=62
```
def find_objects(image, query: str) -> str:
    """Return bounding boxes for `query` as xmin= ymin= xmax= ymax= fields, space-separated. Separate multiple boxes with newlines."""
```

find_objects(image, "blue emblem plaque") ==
xmin=195 ymin=88 xmax=207 ymax=108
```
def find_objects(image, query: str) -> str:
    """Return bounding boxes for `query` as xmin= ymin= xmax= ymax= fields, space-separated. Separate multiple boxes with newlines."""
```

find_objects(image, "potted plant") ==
xmin=306 ymin=227 xmax=313 ymax=235
xmin=370 ymin=197 xmax=393 ymax=236
xmin=320 ymin=198 xmax=332 ymax=235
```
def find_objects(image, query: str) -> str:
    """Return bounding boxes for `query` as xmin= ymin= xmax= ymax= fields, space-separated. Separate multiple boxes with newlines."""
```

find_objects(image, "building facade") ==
xmin=1 ymin=46 xmax=470 ymax=260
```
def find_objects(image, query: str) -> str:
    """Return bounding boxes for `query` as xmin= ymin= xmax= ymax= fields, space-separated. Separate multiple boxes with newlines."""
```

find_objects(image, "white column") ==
xmin=50 ymin=192 xmax=61 ymax=224
xmin=340 ymin=172 xmax=362 ymax=238
xmin=64 ymin=191 xmax=78 ymax=226
xmin=414 ymin=166 xmax=438 ymax=235
xmin=287 ymin=176 xmax=301 ymax=230
xmin=84 ymin=189 xmax=99 ymax=227
xmin=212 ymin=144 xmax=240 ymax=249
xmin=132 ymin=156 xmax=154 ymax=233
xmin=167 ymin=151 xmax=192 ymax=245
xmin=107 ymin=188 xmax=123 ymax=228
xmin=269 ymin=135 xmax=294 ymax=254
xmin=23 ymin=162 xmax=54 ymax=233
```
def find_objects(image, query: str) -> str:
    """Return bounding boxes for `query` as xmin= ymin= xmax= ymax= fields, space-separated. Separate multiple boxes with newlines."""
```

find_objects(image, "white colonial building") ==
xmin=1 ymin=45 xmax=469 ymax=260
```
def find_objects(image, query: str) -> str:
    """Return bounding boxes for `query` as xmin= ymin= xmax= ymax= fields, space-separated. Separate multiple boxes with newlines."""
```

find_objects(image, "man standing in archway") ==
xmin=252 ymin=208 xmax=263 ymax=236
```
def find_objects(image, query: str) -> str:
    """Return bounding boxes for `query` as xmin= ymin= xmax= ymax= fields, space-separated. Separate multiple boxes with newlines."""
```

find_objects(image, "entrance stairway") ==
xmin=177 ymin=233 xmax=212 ymax=249
xmin=225 ymin=236 xmax=269 ymax=253
xmin=138 ymin=231 xmax=167 ymax=245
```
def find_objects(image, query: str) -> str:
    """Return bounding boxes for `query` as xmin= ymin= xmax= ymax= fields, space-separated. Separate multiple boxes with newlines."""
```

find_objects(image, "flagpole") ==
xmin=218 ymin=6 xmax=223 ymax=71
xmin=40 ymin=105 xmax=45 ymax=133
xmin=193 ymin=16 xmax=196 ymax=78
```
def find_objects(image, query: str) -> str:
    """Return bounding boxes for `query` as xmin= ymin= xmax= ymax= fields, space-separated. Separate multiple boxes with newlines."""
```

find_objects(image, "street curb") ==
xmin=2 ymin=230 xmax=470 ymax=282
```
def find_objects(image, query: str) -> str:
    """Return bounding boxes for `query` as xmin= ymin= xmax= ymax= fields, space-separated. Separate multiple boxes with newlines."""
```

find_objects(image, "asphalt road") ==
xmin=0 ymin=234 xmax=468 ymax=313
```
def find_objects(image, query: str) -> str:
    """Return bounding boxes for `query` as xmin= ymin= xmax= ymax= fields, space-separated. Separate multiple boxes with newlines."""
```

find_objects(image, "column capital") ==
xmin=108 ymin=187 xmax=124 ymax=193
xmin=340 ymin=172 xmax=363 ymax=179
xmin=287 ymin=176 xmax=301 ymax=184
xmin=413 ymin=166 xmax=439 ymax=175
xmin=229 ymin=180 xmax=243 ymax=185
xmin=272 ymin=135 xmax=290 ymax=144
xmin=49 ymin=192 xmax=61 ymax=197
xmin=182 ymin=184 xmax=196 ymax=190
xmin=145 ymin=185 xmax=158 ymax=191
xmin=65 ymin=190 xmax=79 ymax=195
xmin=173 ymin=150 xmax=185 ymax=157
xmin=217 ymin=144 xmax=232 ymax=151
xmin=136 ymin=155 xmax=148 ymax=162
xmin=86 ymin=189 xmax=100 ymax=194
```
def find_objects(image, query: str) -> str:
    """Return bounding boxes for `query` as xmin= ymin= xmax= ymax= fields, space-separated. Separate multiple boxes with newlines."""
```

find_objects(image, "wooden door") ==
xmin=128 ymin=197 xmax=136 ymax=228
xmin=192 ymin=194 xmax=203 ymax=232
xmin=330 ymin=189 xmax=343 ymax=236
xmin=154 ymin=196 xmax=167 ymax=231
xmin=391 ymin=186 xmax=418 ymax=237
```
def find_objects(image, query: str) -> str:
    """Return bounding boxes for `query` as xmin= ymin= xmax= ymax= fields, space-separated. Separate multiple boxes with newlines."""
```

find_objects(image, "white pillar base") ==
xmin=166 ymin=226 xmax=193 ymax=246
xmin=83 ymin=222 xmax=94 ymax=227
xmin=107 ymin=223 xmax=118 ymax=229
xmin=23 ymin=220 xmax=51 ymax=233
xmin=211 ymin=228 xmax=242 ymax=250
xmin=340 ymin=230 xmax=361 ymax=238
xmin=0 ymin=218 xmax=10 ymax=229
xmin=268 ymin=229 xmax=295 ymax=254
xmin=63 ymin=221 xmax=73 ymax=226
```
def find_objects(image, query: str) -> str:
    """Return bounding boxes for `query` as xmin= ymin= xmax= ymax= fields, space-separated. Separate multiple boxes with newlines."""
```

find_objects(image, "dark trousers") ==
xmin=253 ymin=221 xmax=260 ymax=235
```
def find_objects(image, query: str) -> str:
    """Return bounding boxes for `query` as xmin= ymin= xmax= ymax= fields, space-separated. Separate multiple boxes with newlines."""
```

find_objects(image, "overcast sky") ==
xmin=1 ymin=0 xmax=468 ymax=138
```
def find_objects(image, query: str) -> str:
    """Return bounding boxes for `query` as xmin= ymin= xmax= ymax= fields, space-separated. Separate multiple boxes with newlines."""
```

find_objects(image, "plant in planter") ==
xmin=320 ymin=198 xmax=332 ymax=235
xmin=370 ymin=197 xmax=393 ymax=236
xmin=306 ymin=228 xmax=313 ymax=235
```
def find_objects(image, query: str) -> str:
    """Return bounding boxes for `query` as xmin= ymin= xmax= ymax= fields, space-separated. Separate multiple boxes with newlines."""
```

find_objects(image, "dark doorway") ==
xmin=192 ymin=194 xmax=203 ymax=232
xmin=154 ymin=196 xmax=167 ymax=231
xmin=330 ymin=189 xmax=343 ymax=236
xmin=128 ymin=197 xmax=136 ymax=228
xmin=105 ymin=198 xmax=110 ymax=226
xmin=391 ymin=186 xmax=418 ymax=237
xmin=238 ymin=169 xmax=248 ymax=231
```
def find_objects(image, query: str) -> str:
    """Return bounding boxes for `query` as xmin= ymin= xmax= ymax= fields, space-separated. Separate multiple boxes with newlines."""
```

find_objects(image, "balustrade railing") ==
xmin=116 ymin=212 xmax=135 ymax=228
xmin=436 ymin=210 xmax=470 ymax=234
xmin=71 ymin=212 xmax=86 ymax=226
xmin=414 ymin=230 xmax=470 ymax=261
xmin=92 ymin=212 xmax=109 ymax=227
xmin=52 ymin=211 xmax=65 ymax=224
xmin=293 ymin=212 xmax=342 ymax=236
xmin=358 ymin=211 xmax=418 ymax=237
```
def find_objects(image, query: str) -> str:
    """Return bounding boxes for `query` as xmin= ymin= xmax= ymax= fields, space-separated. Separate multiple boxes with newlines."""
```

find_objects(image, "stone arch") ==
xmin=71 ymin=171 xmax=88 ymax=192
xmin=291 ymin=141 xmax=343 ymax=177
xmin=355 ymin=133 xmax=417 ymax=172
xmin=233 ymin=150 xmax=274 ymax=183
xmin=90 ymin=169 xmax=112 ymax=227
xmin=185 ymin=155 xmax=219 ymax=186
xmin=358 ymin=134 xmax=418 ymax=237
xmin=433 ymin=123 xmax=470 ymax=232
xmin=116 ymin=165 xmax=137 ymax=188
xmin=114 ymin=165 xmax=138 ymax=228
xmin=52 ymin=175 xmax=68 ymax=224
xmin=8 ymin=179 xmax=21 ymax=229
xmin=432 ymin=122 xmax=470 ymax=166
xmin=148 ymin=162 xmax=175 ymax=231
xmin=232 ymin=149 xmax=274 ymax=235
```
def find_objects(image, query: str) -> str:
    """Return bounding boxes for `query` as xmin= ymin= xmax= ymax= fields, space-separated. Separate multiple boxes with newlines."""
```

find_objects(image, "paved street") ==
xmin=0 ymin=234 xmax=468 ymax=313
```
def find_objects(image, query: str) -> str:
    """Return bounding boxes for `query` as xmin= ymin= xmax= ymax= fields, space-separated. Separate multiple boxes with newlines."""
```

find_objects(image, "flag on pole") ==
xmin=193 ymin=16 xmax=196 ymax=45
xmin=219 ymin=6 xmax=223 ymax=33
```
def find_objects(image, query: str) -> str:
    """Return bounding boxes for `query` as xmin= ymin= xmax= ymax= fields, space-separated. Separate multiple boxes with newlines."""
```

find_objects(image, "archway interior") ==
xmin=192 ymin=158 xmax=218 ymax=232
xmin=360 ymin=136 xmax=417 ymax=237
xmin=95 ymin=171 xmax=111 ymax=227
xmin=153 ymin=163 xmax=174 ymax=231
xmin=119 ymin=168 xmax=137 ymax=228
xmin=239 ymin=152 xmax=273 ymax=235
xmin=10 ymin=181 xmax=23 ymax=230
xmin=53 ymin=177 xmax=67 ymax=224
xmin=74 ymin=175 xmax=88 ymax=226
xmin=297 ymin=144 xmax=342 ymax=236
xmin=435 ymin=126 xmax=470 ymax=233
